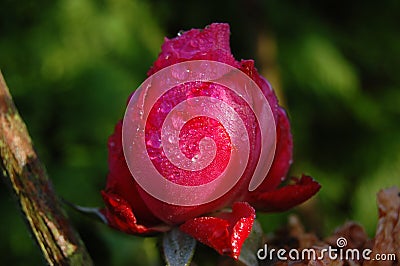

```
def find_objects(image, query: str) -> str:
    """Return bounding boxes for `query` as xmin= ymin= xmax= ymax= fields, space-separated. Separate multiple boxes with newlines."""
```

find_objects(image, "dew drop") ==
xmin=191 ymin=154 xmax=199 ymax=162
xmin=168 ymin=135 xmax=176 ymax=143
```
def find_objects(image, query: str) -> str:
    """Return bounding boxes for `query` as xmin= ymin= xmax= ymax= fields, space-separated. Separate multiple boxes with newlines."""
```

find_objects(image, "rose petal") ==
xmin=101 ymin=191 xmax=170 ymax=235
xmin=148 ymin=23 xmax=238 ymax=76
xmin=106 ymin=121 xmax=162 ymax=226
xmin=247 ymin=107 xmax=293 ymax=199
xmin=239 ymin=59 xmax=279 ymax=119
xmin=247 ymin=175 xmax=321 ymax=212
xmin=267 ymin=107 xmax=293 ymax=187
xmin=239 ymin=60 xmax=293 ymax=194
xmin=179 ymin=202 xmax=255 ymax=259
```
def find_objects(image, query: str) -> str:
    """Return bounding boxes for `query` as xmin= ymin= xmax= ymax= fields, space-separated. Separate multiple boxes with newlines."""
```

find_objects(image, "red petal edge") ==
xmin=248 ymin=175 xmax=321 ymax=212
xmin=148 ymin=23 xmax=238 ymax=76
xmin=179 ymin=202 xmax=255 ymax=259
xmin=101 ymin=191 xmax=170 ymax=236
xmin=245 ymin=107 xmax=293 ymax=197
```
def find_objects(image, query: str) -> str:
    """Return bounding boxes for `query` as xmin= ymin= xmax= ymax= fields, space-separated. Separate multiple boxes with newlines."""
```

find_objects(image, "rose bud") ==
xmin=101 ymin=23 xmax=320 ymax=259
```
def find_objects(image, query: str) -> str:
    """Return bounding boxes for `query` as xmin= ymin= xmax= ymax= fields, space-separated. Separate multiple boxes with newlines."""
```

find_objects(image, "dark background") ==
xmin=1 ymin=0 xmax=399 ymax=265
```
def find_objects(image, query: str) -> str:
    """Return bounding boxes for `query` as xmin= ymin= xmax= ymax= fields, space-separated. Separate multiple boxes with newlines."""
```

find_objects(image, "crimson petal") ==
xmin=106 ymin=121 xmax=162 ymax=225
xmin=247 ymin=175 xmax=321 ymax=212
xmin=248 ymin=107 xmax=293 ymax=198
xmin=239 ymin=60 xmax=293 ymax=194
xmin=148 ymin=23 xmax=238 ymax=76
xmin=179 ymin=202 xmax=255 ymax=259
xmin=101 ymin=191 xmax=170 ymax=235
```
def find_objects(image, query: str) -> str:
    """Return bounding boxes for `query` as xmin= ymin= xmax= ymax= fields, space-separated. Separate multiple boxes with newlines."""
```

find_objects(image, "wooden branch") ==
xmin=0 ymin=72 xmax=93 ymax=266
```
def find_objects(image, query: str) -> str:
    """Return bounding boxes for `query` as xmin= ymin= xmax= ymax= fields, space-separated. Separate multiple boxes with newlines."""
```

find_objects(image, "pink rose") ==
xmin=101 ymin=23 xmax=320 ymax=259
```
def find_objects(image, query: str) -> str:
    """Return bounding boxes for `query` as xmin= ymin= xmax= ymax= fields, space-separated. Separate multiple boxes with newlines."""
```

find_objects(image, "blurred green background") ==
xmin=1 ymin=0 xmax=399 ymax=265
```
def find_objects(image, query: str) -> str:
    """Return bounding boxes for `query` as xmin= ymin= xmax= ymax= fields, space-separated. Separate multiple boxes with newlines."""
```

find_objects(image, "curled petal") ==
xmin=148 ymin=23 xmax=238 ymax=76
xmin=179 ymin=202 xmax=255 ymax=259
xmin=265 ymin=107 xmax=293 ymax=188
xmin=245 ymin=107 xmax=293 ymax=197
xmin=239 ymin=59 xmax=279 ymax=119
xmin=247 ymin=175 xmax=321 ymax=212
xmin=239 ymin=60 xmax=293 ymax=193
xmin=101 ymin=191 xmax=170 ymax=235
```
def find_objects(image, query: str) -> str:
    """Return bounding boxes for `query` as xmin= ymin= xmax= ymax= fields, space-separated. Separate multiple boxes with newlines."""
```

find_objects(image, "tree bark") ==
xmin=0 ymin=71 xmax=93 ymax=265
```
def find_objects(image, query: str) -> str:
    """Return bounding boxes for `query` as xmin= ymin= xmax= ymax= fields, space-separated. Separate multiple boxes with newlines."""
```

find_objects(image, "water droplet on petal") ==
xmin=168 ymin=135 xmax=176 ymax=143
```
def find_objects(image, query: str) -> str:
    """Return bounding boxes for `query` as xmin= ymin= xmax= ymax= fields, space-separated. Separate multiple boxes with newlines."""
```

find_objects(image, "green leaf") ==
xmin=239 ymin=220 xmax=263 ymax=266
xmin=162 ymin=228 xmax=196 ymax=266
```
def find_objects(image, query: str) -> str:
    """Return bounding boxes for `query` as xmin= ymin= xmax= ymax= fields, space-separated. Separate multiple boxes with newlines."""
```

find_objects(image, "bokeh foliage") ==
xmin=1 ymin=0 xmax=399 ymax=265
